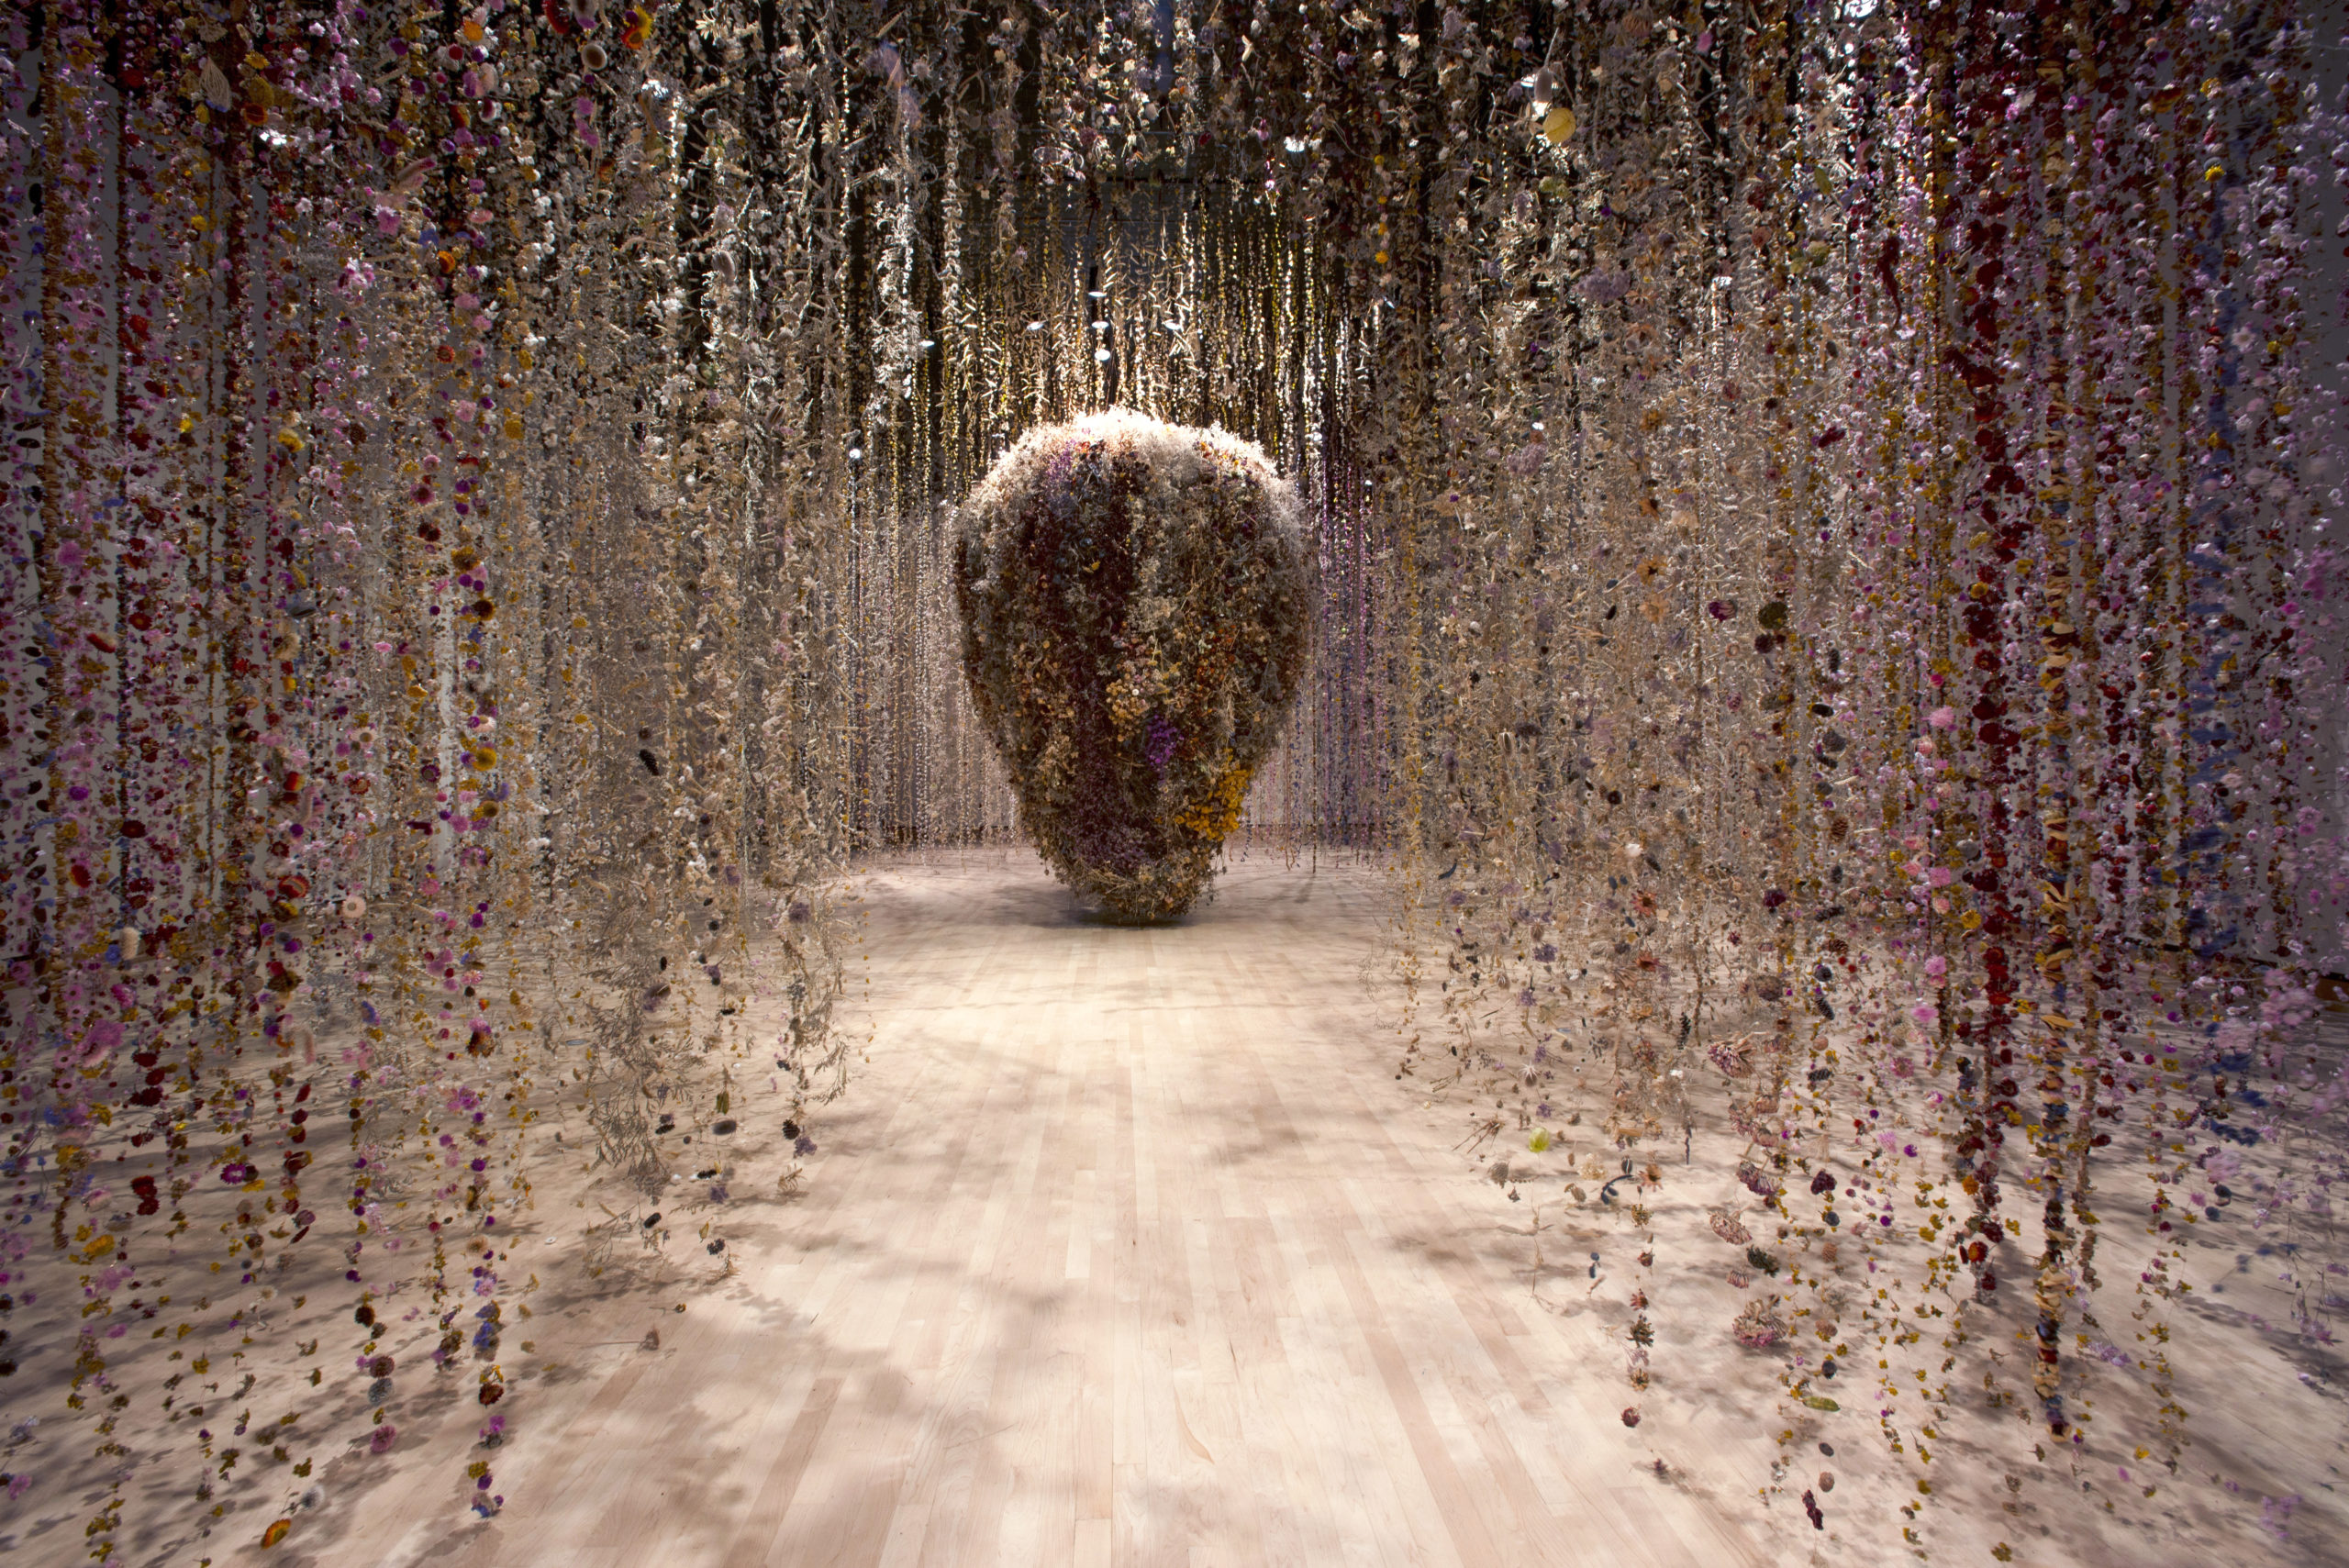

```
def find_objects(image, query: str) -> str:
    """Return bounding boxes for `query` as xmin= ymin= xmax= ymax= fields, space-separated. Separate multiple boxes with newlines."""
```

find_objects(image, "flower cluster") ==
xmin=954 ymin=413 xmax=1309 ymax=922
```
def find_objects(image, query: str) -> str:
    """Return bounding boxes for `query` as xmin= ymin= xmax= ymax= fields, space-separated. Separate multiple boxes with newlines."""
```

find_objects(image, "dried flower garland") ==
xmin=0 ymin=0 xmax=2340 ymax=1560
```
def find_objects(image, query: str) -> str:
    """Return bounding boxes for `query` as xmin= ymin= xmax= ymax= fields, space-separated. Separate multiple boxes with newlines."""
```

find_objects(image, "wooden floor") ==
xmin=307 ymin=855 xmax=1765 ymax=1567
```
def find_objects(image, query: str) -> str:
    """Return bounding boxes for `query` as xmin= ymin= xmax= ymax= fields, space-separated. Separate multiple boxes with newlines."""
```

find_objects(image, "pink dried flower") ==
xmin=1732 ymin=1302 xmax=1787 ymax=1349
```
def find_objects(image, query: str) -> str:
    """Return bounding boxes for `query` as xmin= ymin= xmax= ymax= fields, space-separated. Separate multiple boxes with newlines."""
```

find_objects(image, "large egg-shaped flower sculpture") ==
xmin=952 ymin=411 xmax=1310 ymax=923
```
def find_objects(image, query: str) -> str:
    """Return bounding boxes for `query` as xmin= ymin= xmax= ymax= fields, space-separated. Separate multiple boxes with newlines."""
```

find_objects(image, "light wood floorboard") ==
xmin=286 ymin=854 xmax=1766 ymax=1567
